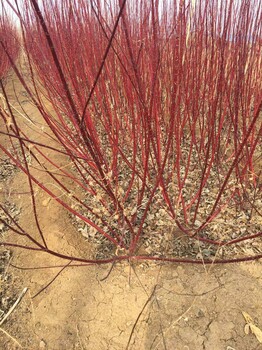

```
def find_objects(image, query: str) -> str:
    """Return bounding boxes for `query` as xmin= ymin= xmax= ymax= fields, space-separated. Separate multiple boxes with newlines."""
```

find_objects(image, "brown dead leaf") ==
xmin=242 ymin=311 xmax=262 ymax=343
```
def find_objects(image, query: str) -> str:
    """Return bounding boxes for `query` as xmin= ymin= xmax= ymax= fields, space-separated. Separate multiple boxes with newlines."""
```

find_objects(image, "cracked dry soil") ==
xmin=0 ymin=74 xmax=262 ymax=350
xmin=1 ymin=246 xmax=262 ymax=349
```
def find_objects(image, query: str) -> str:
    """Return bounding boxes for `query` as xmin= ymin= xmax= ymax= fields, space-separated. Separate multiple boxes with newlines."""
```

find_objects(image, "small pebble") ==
xmin=39 ymin=339 xmax=46 ymax=349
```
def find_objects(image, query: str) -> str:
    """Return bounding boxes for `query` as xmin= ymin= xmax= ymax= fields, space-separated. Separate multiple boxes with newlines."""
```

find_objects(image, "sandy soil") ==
xmin=0 ymin=73 xmax=262 ymax=350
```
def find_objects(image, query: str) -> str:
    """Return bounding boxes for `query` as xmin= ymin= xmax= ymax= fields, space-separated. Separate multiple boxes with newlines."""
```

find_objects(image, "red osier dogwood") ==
xmin=0 ymin=0 xmax=261 ymax=266
xmin=0 ymin=13 xmax=19 ymax=79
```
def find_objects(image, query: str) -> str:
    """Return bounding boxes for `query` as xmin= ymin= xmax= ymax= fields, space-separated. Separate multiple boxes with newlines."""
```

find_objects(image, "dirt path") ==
xmin=0 ymin=73 xmax=262 ymax=350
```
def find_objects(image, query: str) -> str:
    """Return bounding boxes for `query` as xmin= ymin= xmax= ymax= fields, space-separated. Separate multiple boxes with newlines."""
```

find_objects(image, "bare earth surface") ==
xmin=0 ymin=74 xmax=262 ymax=350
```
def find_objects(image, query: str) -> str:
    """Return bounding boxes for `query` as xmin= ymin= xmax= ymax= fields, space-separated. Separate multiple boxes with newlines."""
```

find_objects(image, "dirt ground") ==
xmin=0 ymin=73 xmax=262 ymax=350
